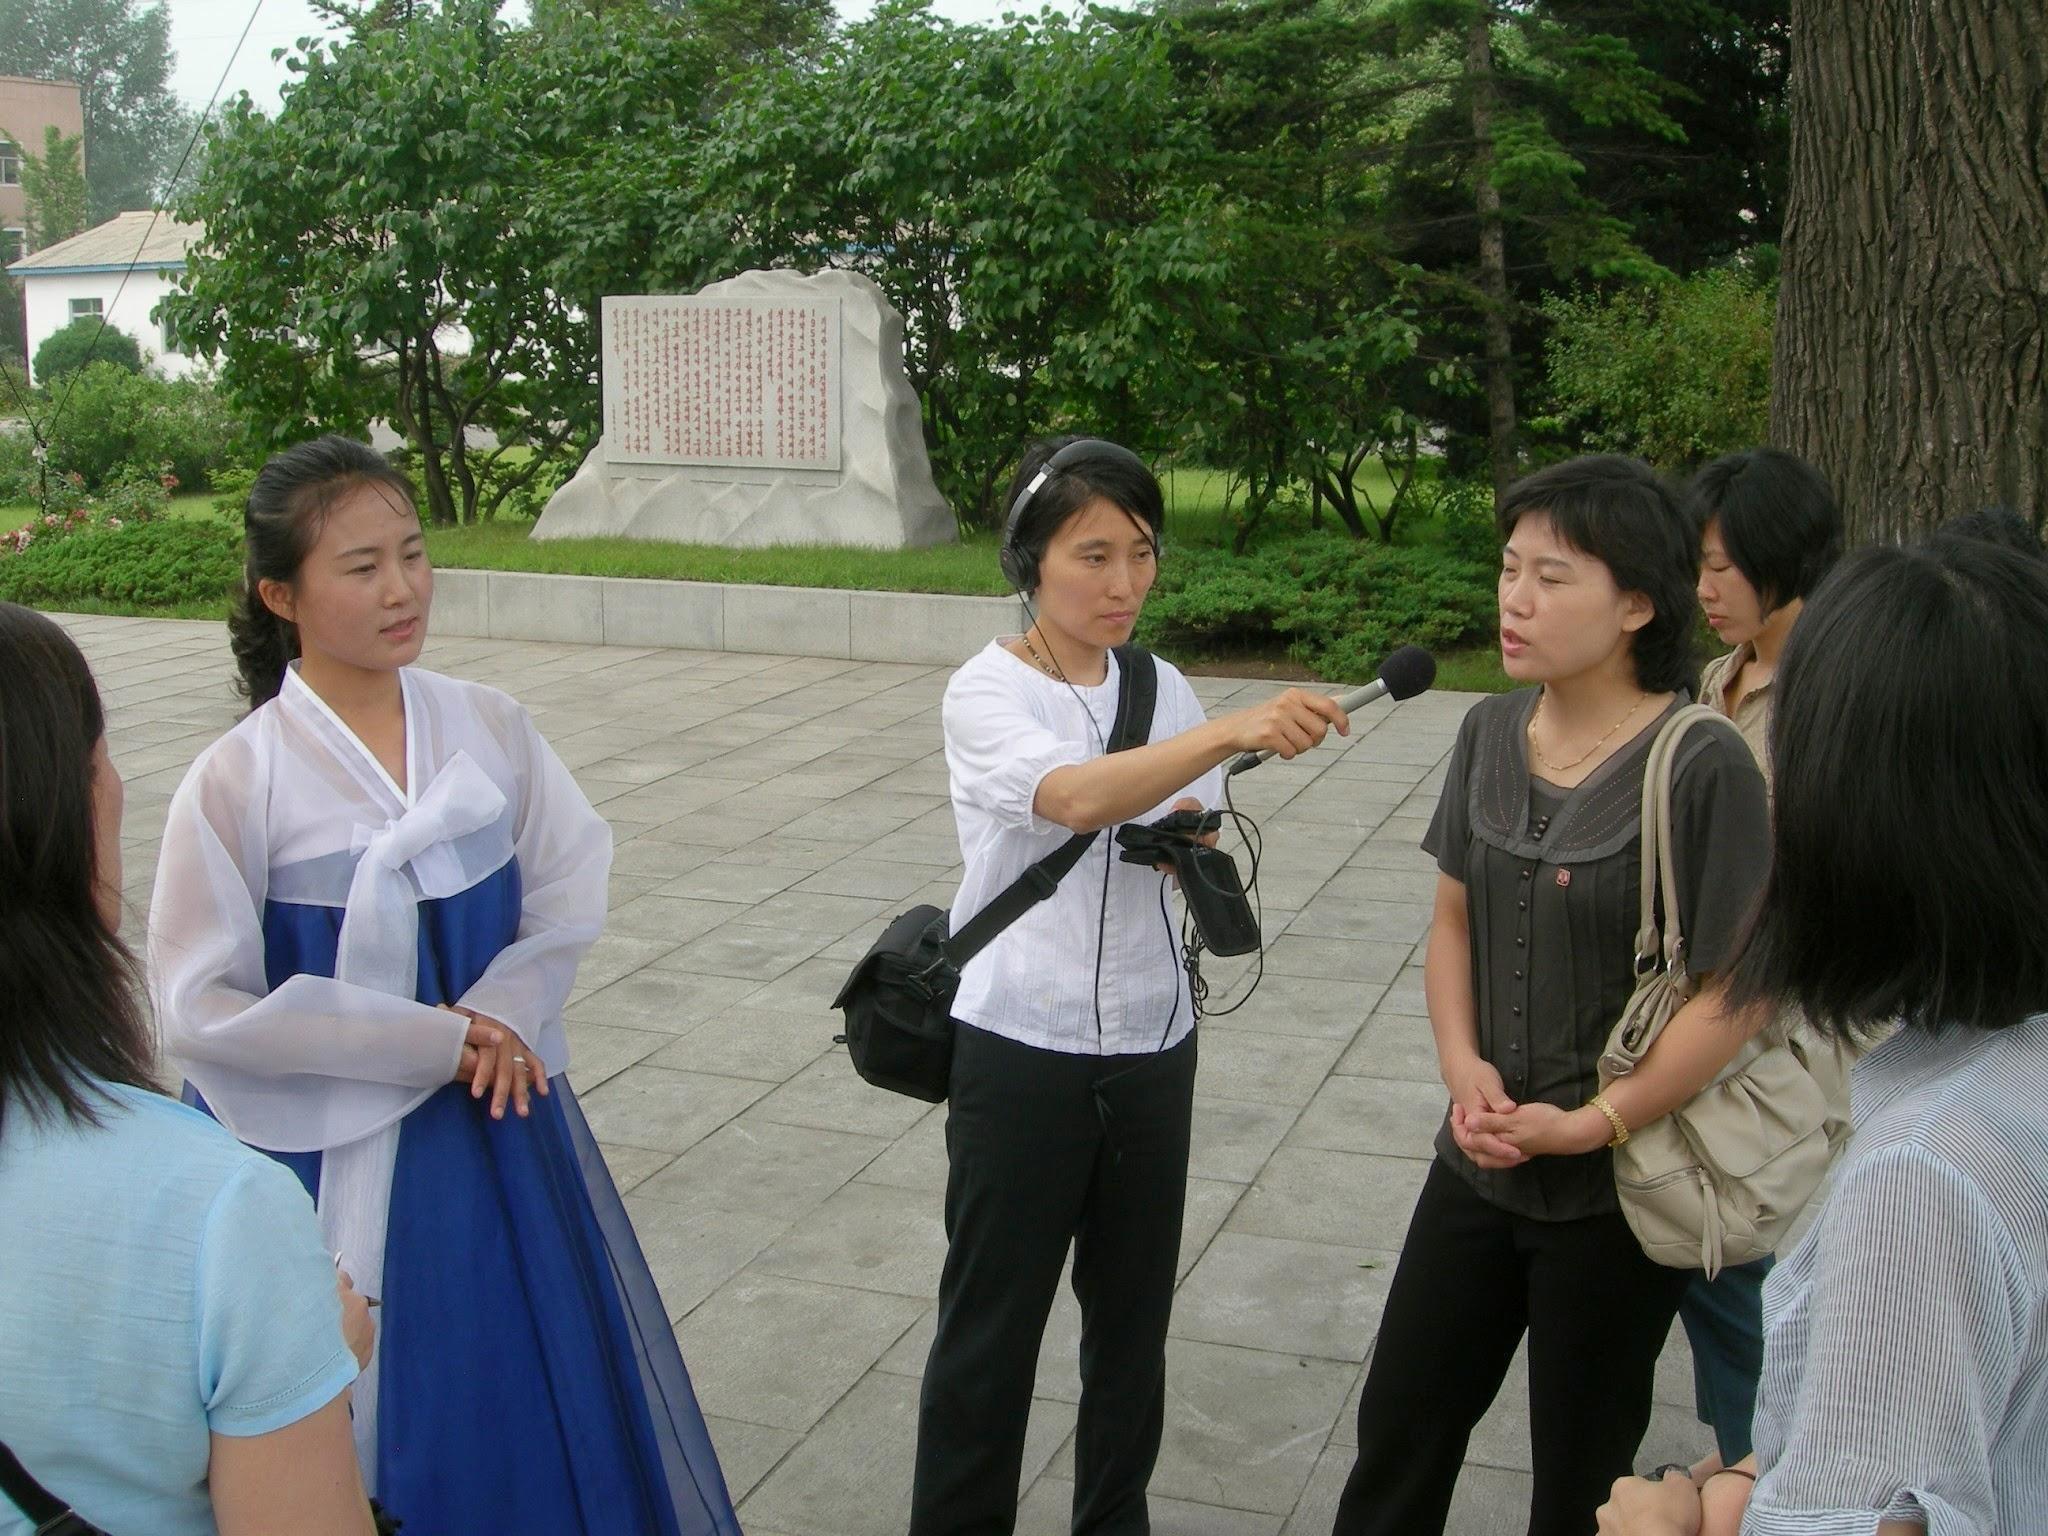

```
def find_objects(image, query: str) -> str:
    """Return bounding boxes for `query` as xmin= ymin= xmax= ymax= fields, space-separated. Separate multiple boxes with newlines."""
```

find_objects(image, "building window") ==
xmin=69 ymin=297 xmax=104 ymax=322
xmin=1 ymin=228 xmax=22 ymax=265
xmin=0 ymin=144 xmax=17 ymax=186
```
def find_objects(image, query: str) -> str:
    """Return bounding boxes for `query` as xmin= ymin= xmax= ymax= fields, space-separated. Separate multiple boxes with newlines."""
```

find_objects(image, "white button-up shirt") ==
xmin=941 ymin=639 xmax=1224 ymax=1056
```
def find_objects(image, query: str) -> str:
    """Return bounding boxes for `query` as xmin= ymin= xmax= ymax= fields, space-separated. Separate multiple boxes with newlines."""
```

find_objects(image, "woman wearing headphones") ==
xmin=910 ymin=437 xmax=1349 ymax=1536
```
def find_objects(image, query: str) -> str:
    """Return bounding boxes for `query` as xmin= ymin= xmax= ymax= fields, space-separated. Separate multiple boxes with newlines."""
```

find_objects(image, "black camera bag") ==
xmin=832 ymin=646 xmax=1158 ymax=1101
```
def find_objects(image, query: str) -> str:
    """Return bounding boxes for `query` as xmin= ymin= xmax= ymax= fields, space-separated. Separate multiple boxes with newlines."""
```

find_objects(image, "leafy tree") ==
xmin=33 ymin=313 xmax=141 ymax=382
xmin=170 ymin=0 xmax=724 ymax=524
xmin=0 ymin=0 xmax=196 ymax=221
xmin=1352 ymin=1 xmax=1692 ymax=492
xmin=1143 ymin=0 xmax=1455 ymax=548
xmin=17 ymin=125 xmax=87 ymax=247
xmin=648 ymin=2 xmax=1227 ymax=525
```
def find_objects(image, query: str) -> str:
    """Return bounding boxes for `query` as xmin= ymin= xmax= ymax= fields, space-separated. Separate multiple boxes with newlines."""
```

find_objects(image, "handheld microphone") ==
xmin=1228 ymin=643 xmax=1437 ymax=775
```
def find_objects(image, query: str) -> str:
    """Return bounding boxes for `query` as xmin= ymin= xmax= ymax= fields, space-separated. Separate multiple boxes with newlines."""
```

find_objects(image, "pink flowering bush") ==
xmin=1 ymin=466 xmax=173 ymax=559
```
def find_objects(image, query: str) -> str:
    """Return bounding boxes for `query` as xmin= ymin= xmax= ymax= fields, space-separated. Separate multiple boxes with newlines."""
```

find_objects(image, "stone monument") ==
xmin=532 ymin=269 xmax=956 ymax=548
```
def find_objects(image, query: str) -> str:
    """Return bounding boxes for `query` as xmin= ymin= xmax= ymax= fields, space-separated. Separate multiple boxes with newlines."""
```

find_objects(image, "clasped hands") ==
xmin=1443 ymin=1055 xmax=1609 ymax=1168
xmin=441 ymin=1003 xmax=550 ymax=1120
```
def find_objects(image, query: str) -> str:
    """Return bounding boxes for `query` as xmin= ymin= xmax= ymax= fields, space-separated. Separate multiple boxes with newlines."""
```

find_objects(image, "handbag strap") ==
xmin=1615 ymin=703 xmax=1730 ymax=1064
xmin=940 ymin=645 xmax=1159 ymax=967
xmin=0 ymin=1438 xmax=106 ymax=1535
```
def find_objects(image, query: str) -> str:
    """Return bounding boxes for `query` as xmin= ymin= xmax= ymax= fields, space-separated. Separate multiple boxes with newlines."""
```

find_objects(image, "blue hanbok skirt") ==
xmin=189 ymin=860 xmax=739 ymax=1535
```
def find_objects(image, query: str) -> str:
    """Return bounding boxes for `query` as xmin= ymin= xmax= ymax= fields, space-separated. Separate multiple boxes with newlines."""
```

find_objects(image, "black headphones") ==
xmin=998 ymin=437 xmax=1159 ymax=594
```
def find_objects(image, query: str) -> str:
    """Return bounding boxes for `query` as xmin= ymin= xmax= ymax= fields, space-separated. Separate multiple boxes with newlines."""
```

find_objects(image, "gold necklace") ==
xmin=1527 ymin=689 xmax=1652 ymax=774
xmin=1021 ymin=629 xmax=1067 ymax=682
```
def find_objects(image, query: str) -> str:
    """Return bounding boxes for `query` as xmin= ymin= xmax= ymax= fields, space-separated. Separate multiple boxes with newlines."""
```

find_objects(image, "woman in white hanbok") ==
xmin=147 ymin=436 xmax=738 ymax=1536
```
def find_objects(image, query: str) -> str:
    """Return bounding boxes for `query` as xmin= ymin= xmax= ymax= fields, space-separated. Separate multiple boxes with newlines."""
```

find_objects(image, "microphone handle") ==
xmin=1228 ymin=676 xmax=1391 ymax=775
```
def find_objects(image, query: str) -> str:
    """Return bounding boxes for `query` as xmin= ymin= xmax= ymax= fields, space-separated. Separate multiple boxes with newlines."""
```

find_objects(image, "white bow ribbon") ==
xmin=316 ymin=750 xmax=506 ymax=1484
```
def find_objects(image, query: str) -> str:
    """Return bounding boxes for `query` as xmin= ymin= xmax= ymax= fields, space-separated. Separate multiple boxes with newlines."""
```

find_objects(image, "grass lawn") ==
xmin=411 ymin=465 xmax=1329 ymax=595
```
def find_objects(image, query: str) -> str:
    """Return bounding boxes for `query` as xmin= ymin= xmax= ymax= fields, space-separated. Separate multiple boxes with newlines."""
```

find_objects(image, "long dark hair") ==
xmin=228 ymin=435 xmax=419 ymax=708
xmin=0 ymin=604 xmax=155 ymax=1133
xmin=1725 ymin=538 xmax=2048 ymax=1039
xmin=1495 ymin=455 xmax=1700 ymax=695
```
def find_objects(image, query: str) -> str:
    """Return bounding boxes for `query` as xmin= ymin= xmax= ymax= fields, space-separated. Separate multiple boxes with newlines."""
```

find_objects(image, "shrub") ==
xmin=0 ymin=514 xmax=241 ymax=609
xmin=1138 ymin=535 xmax=1495 ymax=682
xmin=1541 ymin=269 xmax=1774 ymax=471
xmin=34 ymin=316 xmax=144 ymax=384
xmin=40 ymin=363 xmax=242 ymax=492
xmin=0 ymin=426 xmax=39 ymax=503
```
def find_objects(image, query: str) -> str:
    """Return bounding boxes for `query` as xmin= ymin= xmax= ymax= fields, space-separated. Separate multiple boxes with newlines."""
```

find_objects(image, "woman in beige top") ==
xmin=1692 ymin=449 xmax=1841 ymax=787
xmin=1677 ymin=447 xmax=1843 ymax=1481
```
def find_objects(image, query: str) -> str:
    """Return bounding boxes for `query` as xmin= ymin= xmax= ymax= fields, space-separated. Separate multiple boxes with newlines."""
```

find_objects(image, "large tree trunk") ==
xmin=1771 ymin=0 xmax=2046 ymax=541
xmin=1467 ymin=12 xmax=1518 ymax=500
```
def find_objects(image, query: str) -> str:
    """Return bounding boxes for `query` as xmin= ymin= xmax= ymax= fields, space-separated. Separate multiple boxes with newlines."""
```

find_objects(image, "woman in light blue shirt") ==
xmin=0 ymin=603 xmax=374 ymax=1536
xmin=1596 ymin=536 xmax=2048 ymax=1535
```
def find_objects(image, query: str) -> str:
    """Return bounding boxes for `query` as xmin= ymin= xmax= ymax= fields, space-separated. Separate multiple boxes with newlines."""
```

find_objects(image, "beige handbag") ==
xmin=1599 ymin=705 xmax=1840 ymax=1278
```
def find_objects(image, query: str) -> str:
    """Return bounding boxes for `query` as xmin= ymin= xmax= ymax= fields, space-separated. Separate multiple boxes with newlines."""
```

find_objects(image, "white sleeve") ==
xmin=148 ymin=735 xmax=468 ymax=1155
xmin=943 ymin=661 xmax=1089 ymax=834
xmin=1165 ymin=666 xmax=1226 ymax=810
xmin=449 ymin=707 xmax=610 ymax=1074
xmin=1744 ymin=1144 xmax=2020 ymax=1536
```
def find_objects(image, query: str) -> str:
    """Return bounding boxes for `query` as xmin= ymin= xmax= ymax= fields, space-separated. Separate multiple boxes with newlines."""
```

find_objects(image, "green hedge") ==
xmin=1138 ymin=536 xmax=1496 ymax=682
xmin=0 ymin=508 xmax=1501 ymax=684
xmin=0 ymin=517 xmax=243 ymax=609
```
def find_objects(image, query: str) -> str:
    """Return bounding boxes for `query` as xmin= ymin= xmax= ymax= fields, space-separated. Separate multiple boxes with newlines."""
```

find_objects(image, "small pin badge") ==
xmin=1555 ymin=869 xmax=1572 ymax=887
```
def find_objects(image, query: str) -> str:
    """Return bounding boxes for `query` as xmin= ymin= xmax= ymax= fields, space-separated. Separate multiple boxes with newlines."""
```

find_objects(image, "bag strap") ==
xmin=1616 ymin=703 xmax=1730 ymax=1062
xmin=940 ymin=645 xmax=1159 ymax=967
xmin=0 ymin=1438 xmax=105 ymax=1535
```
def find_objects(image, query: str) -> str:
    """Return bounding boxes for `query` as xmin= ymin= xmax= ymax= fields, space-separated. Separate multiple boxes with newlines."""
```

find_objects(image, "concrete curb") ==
xmin=431 ymin=569 xmax=1029 ymax=666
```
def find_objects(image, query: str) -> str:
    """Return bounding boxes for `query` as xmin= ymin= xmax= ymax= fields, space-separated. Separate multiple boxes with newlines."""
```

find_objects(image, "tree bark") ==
xmin=1772 ymin=0 xmax=2046 ymax=541
xmin=1467 ymin=10 xmax=1518 ymax=500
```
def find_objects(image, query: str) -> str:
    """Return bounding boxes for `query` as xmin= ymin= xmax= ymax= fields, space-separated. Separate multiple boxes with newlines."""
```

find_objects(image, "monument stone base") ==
xmin=533 ymin=269 xmax=956 ymax=549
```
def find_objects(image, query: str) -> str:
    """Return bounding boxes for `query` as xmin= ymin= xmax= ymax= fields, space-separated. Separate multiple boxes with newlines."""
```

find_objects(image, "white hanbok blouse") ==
xmin=147 ymin=663 xmax=610 ymax=1309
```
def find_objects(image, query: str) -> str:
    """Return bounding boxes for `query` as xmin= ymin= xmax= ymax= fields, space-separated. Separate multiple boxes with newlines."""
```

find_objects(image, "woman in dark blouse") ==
xmin=1331 ymin=456 xmax=1773 ymax=1536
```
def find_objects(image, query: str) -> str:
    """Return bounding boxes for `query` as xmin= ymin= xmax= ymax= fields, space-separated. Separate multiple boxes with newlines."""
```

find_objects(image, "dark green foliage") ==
xmin=1138 ymin=534 xmax=1496 ymax=682
xmin=40 ymin=363 xmax=240 ymax=491
xmin=34 ymin=319 xmax=143 ymax=384
xmin=0 ymin=514 xmax=240 ymax=608
xmin=1539 ymin=0 xmax=1791 ymax=271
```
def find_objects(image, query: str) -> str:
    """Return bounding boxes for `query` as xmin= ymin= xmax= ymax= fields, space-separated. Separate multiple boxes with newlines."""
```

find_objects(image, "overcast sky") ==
xmin=162 ymin=0 xmax=1044 ymax=116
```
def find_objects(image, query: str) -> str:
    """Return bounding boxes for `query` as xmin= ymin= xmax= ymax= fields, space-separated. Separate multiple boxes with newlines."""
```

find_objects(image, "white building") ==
xmin=8 ymin=212 xmax=202 ymax=383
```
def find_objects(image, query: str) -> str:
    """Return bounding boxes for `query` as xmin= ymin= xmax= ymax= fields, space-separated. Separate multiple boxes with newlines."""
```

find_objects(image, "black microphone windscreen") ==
xmin=1378 ymin=645 xmax=1436 ymax=701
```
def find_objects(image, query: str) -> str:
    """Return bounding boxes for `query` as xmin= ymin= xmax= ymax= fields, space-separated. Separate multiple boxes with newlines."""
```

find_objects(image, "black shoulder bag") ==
xmin=832 ymin=645 xmax=1159 ymax=1102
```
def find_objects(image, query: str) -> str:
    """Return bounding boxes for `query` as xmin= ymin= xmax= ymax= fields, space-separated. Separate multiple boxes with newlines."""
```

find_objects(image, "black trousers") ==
xmin=1333 ymin=1159 xmax=1690 ymax=1536
xmin=909 ymin=1023 xmax=1198 ymax=1536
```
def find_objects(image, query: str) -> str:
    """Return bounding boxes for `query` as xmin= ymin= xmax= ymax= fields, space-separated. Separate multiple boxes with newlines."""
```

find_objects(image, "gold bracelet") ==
xmin=1589 ymin=1093 xmax=1630 ymax=1147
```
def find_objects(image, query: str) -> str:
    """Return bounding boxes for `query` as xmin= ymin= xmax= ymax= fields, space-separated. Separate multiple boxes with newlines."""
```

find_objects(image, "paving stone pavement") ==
xmin=67 ymin=613 xmax=1711 ymax=1536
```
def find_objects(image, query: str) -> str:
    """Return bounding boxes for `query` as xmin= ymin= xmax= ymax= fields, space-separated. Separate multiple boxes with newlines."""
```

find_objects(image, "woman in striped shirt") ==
xmin=1597 ymin=534 xmax=2048 ymax=1536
